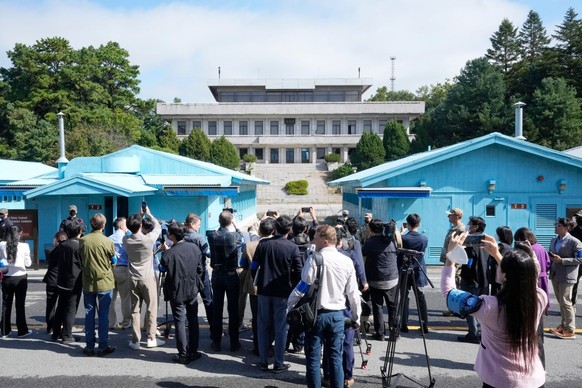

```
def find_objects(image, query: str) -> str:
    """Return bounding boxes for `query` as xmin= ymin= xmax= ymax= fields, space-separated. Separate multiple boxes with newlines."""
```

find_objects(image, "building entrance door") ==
xmin=301 ymin=148 xmax=310 ymax=163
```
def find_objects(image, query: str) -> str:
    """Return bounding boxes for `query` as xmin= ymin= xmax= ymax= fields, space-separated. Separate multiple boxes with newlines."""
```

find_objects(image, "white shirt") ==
xmin=0 ymin=241 xmax=31 ymax=277
xmin=290 ymin=246 xmax=361 ymax=323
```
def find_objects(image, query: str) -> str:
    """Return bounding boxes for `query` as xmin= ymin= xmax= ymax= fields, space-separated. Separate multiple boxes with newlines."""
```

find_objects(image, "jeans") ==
xmin=370 ymin=286 xmax=397 ymax=335
xmin=306 ymin=310 xmax=345 ymax=388
xmin=211 ymin=270 xmax=240 ymax=346
xmin=171 ymin=297 xmax=199 ymax=357
xmin=323 ymin=309 xmax=354 ymax=381
xmin=258 ymin=295 xmax=288 ymax=367
xmin=1 ymin=275 xmax=28 ymax=336
xmin=84 ymin=289 xmax=112 ymax=350
xmin=460 ymin=280 xmax=488 ymax=336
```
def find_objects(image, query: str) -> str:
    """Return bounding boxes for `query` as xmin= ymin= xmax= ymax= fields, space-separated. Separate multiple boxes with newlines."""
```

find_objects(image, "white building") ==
xmin=157 ymin=78 xmax=425 ymax=164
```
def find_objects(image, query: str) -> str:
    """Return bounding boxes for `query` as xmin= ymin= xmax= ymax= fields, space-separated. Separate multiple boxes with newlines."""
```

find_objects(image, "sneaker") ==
xmin=457 ymin=334 xmax=480 ymax=344
xmin=17 ymin=330 xmax=32 ymax=338
xmin=549 ymin=325 xmax=564 ymax=335
xmin=96 ymin=346 xmax=116 ymax=357
xmin=62 ymin=336 xmax=80 ymax=344
xmin=258 ymin=362 xmax=269 ymax=371
xmin=128 ymin=341 xmax=140 ymax=350
xmin=344 ymin=378 xmax=355 ymax=387
xmin=146 ymin=338 xmax=165 ymax=348
xmin=172 ymin=354 xmax=190 ymax=364
xmin=82 ymin=347 xmax=95 ymax=357
xmin=554 ymin=329 xmax=576 ymax=340
xmin=272 ymin=363 xmax=290 ymax=373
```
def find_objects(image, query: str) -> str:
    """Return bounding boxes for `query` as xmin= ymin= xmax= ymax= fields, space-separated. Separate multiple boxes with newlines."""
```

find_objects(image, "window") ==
xmin=316 ymin=120 xmax=325 ymax=135
xmin=192 ymin=120 xmax=202 ymax=130
xmin=208 ymin=121 xmax=217 ymax=136
xmin=316 ymin=148 xmax=326 ymax=160
xmin=270 ymin=148 xmax=279 ymax=163
xmin=486 ymin=205 xmax=496 ymax=217
xmin=286 ymin=124 xmax=294 ymax=135
xmin=301 ymin=121 xmax=310 ymax=135
xmin=254 ymin=121 xmax=264 ymax=135
xmin=332 ymin=147 xmax=341 ymax=155
xmin=177 ymin=121 xmax=186 ymax=136
xmin=224 ymin=121 xmax=233 ymax=136
xmin=239 ymin=148 xmax=248 ymax=159
xmin=378 ymin=119 xmax=387 ymax=133
xmin=301 ymin=148 xmax=310 ymax=163
xmin=286 ymin=148 xmax=294 ymax=163
xmin=255 ymin=148 xmax=264 ymax=160
xmin=270 ymin=121 xmax=279 ymax=135
xmin=332 ymin=120 xmax=341 ymax=135
xmin=363 ymin=120 xmax=372 ymax=133
xmin=239 ymin=121 xmax=248 ymax=136
xmin=348 ymin=120 xmax=356 ymax=135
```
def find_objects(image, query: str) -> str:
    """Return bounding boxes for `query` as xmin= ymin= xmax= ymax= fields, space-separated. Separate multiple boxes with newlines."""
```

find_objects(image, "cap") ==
xmin=0 ymin=208 xmax=7 ymax=215
xmin=447 ymin=208 xmax=463 ymax=218
xmin=69 ymin=205 xmax=77 ymax=212
xmin=364 ymin=213 xmax=373 ymax=219
xmin=342 ymin=210 xmax=349 ymax=216
xmin=575 ymin=210 xmax=582 ymax=217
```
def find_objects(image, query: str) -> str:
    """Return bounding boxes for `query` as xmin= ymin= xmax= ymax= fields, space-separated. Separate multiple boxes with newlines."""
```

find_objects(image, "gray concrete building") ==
xmin=157 ymin=78 xmax=425 ymax=164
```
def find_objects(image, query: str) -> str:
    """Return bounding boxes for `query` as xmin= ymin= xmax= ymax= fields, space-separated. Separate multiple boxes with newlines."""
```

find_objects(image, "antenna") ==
xmin=218 ymin=66 xmax=221 ymax=79
xmin=358 ymin=67 xmax=361 ymax=78
xmin=390 ymin=56 xmax=396 ymax=91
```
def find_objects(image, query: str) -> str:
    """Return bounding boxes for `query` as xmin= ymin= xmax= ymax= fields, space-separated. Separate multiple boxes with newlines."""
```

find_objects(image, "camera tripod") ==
xmin=381 ymin=249 xmax=435 ymax=388
xmin=157 ymin=270 xmax=174 ymax=338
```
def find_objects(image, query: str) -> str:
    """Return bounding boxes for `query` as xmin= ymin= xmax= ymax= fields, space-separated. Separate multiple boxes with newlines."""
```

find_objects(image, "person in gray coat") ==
xmin=548 ymin=217 xmax=582 ymax=339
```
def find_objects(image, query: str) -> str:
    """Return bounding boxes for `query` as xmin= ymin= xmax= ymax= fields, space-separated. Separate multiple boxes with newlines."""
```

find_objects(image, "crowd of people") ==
xmin=0 ymin=204 xmax=582 ymax=387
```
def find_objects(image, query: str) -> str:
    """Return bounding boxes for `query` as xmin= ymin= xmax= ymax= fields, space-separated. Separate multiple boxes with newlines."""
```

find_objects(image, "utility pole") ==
xmin=390 ymin=56 xmax=396 ymax=91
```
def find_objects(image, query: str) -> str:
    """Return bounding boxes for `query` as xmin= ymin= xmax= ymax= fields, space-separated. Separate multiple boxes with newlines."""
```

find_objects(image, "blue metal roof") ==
xmin=329 ymin=132 xmax=582 ymax=188
xmin=0 ymin=159 xmax=57 ymax=184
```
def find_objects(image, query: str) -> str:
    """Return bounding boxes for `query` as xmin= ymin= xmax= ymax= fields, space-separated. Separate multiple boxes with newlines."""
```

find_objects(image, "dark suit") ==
xmin=161 ymin=239 xmax=203 ymax=358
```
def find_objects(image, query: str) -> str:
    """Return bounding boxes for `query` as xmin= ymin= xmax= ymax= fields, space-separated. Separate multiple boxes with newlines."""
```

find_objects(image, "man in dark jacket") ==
xmin=52 ymin=218 xmax=84 ymax=342
xmin=160 ymin=222 xmax=204 ymax=364
xmin=254 ymin=215 xmax=303 ymax=372
xmin=363 ymin=218 xmax=399 ymax=341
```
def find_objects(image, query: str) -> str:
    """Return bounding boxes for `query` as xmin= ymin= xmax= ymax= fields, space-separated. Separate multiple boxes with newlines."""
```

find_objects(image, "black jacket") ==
xmin=43 ymin=244 xmax=61 ymax=287
xmin=461 ymin=233 xmax=489 ymax=289
xmin=363 ymin=235 xmax=399 ymax=283
xmin=56 ymin=238 xmax=83 ymax=291
xmin=161 ymin=240 xmax=203 ymax=303
xmin=254 ymin=235 xmax=303 ymax=298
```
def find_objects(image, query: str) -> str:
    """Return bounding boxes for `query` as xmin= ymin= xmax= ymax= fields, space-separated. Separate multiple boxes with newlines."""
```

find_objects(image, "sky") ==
xmin=0 ymin=0 xmax=577 ymax=103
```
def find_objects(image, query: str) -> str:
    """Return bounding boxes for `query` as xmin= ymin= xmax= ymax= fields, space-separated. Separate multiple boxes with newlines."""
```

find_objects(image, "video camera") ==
xmin=223 ymin=208 xmax=237 ymax=214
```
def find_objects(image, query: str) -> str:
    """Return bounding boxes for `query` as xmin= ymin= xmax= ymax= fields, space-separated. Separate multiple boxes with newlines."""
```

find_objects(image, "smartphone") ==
xmin=302 ymin=207 xmax=311 ymax=213
xmin=141 ymin=200 xmax=147 ymax=212
xmin=266 ymin=210 xmax=276 ymax=217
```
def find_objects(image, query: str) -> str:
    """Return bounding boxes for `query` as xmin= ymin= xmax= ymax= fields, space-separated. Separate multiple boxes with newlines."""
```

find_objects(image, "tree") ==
xmin=529 ymin=77 xmax=582 ymax=150
xmin=179 ymin=128 xmax=211 ymax=161
xmin=350 ymin=132 xmax=385 ymax=171
xmin=518 ymin=11 xmax=551 ymax=60
xmin=367 ymin=87 xmax=417 ymax=101
xmin=157 ymin=126 xmax=180 ymax=154
xmin=210 ymin=135 xmax=239 ymax=170
xmin=551 ymin=8 xmax=582 ymax=96
xmin=383 ymin=121 xmax=410 ymax=161
xmin=486 ymin=18 xmax=520 ymax=74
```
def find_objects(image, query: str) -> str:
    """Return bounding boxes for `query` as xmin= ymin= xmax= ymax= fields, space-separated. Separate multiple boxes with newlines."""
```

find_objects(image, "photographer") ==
xmin=160 ymin=222 xmax=204 ymax=364
xmin=398 ymin=213 xmax=429 ymax=334
xmin=362 ymin=218 xmax=398 ymax=341
xmin=442 ymin=233 xmax=546 ymax=388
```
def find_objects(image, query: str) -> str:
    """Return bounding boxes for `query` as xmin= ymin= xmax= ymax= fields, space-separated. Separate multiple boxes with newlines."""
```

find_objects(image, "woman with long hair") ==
xmin=0 ymin=225 xmax=32 ymax=337
xmin=442 ymin=233 xmax=546 ymax=387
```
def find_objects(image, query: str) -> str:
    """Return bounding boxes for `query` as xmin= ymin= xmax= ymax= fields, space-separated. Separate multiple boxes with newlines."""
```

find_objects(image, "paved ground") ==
xmin=0 ymin=267 xmax=581 ymax=387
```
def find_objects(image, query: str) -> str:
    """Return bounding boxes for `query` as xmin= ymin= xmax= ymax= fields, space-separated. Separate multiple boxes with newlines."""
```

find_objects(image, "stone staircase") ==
xmin=252 ymin=162 xmax=343 ymax=219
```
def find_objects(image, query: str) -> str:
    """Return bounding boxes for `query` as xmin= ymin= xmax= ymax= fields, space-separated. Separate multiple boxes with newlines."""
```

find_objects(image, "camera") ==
xmin=301 ymin=207 xmax=311 ymax=213
xmin=223 ymin=208 xmax=237 ymax=214
xmin=141 ymin=201 xmax=147 ymax=212
xmin=266 ymin=210 xmax=277 ymax=217
xmin=464 ymin=234 xmax=484 ymax=248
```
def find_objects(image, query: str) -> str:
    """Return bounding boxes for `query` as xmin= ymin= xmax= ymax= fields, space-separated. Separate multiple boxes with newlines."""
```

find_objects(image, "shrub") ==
xmin=324 ymin=153 xmax=341 ymax=163
xmin=242 ymin=153 xmax=257 ymax=163
xmin=284 ymin=180 xmax=308 ymax=195
xmin=331 ymin=163 xmax=354 ymax=180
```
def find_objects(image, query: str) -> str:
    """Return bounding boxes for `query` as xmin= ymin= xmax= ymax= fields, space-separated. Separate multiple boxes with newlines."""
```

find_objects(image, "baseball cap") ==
xmin=447 ymin=208 xmax=463 ymax=218
xmin=69 ymin=205 xmax=77 ymax=212
xmin=342 ymin=210 xmax=349 ymax=216
xmin=0 ymin=208 xmax=7 ymax=215
xmin=364 ymin=213 xmax=373 ymax=219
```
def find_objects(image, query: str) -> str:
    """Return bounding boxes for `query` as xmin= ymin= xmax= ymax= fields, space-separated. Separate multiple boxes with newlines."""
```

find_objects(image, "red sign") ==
xmin=88 ymin=204 xmax=102 ymax=210
xmin=9 ymin=209 xmax=38 ymax=240
xmin=511 ymin=204 xmax=527 ymax=209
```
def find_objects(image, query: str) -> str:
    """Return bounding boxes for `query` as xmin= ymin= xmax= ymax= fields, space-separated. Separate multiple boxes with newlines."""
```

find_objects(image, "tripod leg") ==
xmin=410 ymin=277 xmax=435 ymax=386
xmin=354 ymin=326 xmax=368 ymax=369
xmin=360 ymin=324 xmax=372 ymax=355
xmin=382 ymin=267 xmax=408 ymax=382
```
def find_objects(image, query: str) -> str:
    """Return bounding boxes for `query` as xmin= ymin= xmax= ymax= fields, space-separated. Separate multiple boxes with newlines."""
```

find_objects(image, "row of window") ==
xmin=217 ymin=90 xmax=361 ymax=103
xmin=238 ymin=146 xmax=354 ymax=163
xmin=176 ymin=119 xmax=404 ymax=137
xmin=2 ymin=196 xmax=22 ymax=202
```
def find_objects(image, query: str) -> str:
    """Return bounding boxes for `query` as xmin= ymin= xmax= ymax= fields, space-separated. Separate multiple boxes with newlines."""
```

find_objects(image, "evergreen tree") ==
xmin=529 ymin=77 xmax=582 ymax=150
xmin=486 ymin=18 xmax=520 ymax=74
xmin=157 ymin=126 xmax=180 ymax=154
xmin=383 ymin=121 xmax=410 ymax=161
xmin=179 ymin=128 xmax=211 ymax=161
xmin=350 ymin=132 xmax=385 ymax=171
xmin=551 ymin=7 xmax=582 ymax=96
xmin=367 ymin=87 xmax=417 ymax=101
xmin=210 ymin=135 xmax=240 ymax=170
xmin=518 ymin=11 xmax=551 ymax=60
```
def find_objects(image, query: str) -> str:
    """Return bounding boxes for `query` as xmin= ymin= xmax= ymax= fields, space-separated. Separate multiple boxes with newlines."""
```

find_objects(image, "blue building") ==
xmin=19 ymin=145 xmax=268 ymax=259
xmin=0 ymin=159 xmax=57 ymax=209
xmin=329 ymin=132 xmax=582 ymax=264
